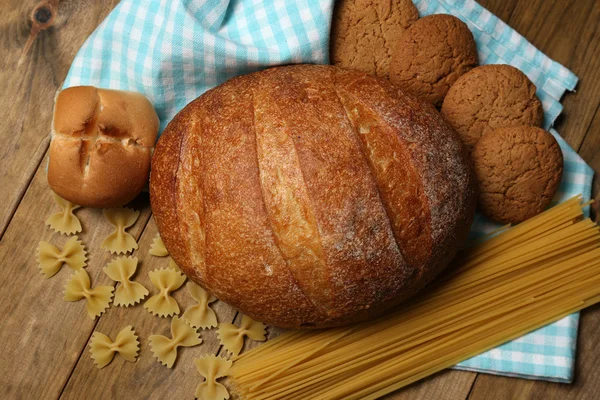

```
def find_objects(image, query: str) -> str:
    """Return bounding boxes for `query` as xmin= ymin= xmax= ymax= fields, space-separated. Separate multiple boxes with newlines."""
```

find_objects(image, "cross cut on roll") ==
xmin=48 ymin=86 xmax=159 ymax=208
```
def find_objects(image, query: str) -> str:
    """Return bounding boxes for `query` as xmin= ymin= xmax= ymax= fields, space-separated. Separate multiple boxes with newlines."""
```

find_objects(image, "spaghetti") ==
xmin=230 ymin=196 xmax=600 ymax=400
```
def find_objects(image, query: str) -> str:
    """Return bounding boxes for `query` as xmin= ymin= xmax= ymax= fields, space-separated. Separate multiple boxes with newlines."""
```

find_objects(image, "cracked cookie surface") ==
xmin=389 ymin=14 xmax=478 ymax=107
xmin=330 ymin=0 xmax=419 ymax=77
xmin=441 ymin=64 xmax=544 ymax=152
xmin=472 ymin=126 xmax=563 ymax=224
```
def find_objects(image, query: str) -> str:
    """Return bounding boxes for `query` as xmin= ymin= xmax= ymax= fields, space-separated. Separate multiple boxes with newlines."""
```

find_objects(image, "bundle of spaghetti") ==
xmin=230 ymin=196 xmax=600 ymax=400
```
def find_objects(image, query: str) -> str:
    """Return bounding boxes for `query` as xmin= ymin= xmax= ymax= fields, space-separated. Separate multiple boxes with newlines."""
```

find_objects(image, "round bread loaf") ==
xmin=150 ymin=65 xmax=476 ymax=329
xmin=49 ymin=86 xmax=159 ymax=208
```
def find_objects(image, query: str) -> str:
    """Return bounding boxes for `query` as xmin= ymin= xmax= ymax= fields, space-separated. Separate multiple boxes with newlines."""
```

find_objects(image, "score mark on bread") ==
xmin=48 ymin=86 xmax=159 ymax=208
xmin=150 ymin=64 xmax=477 ymax=329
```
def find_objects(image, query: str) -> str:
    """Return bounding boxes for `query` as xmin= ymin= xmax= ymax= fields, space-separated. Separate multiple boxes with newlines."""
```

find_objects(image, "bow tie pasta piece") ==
xmin=89 ymin=325 xmax=139 ymax=369
xmin=103 ymin=256 xmax=149 ymax=306
xmin=64 ymin=269 xmax=114 ymax=319
xmin=194 ymin=355 xmax=232 ymax=400
xmin=37 ymin=236 xmax=87 ymax=278
xmin=168 ymin=257 xmax=182 ymax=272
xmin=149 ymin=234 xmax=169 ymax=257
xmin=217 ymin=315 xmax=267 ymax=356
xmin=149 ymin=316 xmax=202 ymax=368
xmin=45 ymin=192 xmax=82 ymax=235
xmin=101 ymin=208 xmax=140 ymax=254
xmin=144 ymin=268 xmax=186 ymax=317
xmin=183 ymin=282 xmax=218 ymax=329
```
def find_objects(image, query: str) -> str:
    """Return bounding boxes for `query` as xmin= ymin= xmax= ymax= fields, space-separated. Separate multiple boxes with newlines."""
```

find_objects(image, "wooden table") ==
xmin=1 ymin=0 xmax=598 ymax=399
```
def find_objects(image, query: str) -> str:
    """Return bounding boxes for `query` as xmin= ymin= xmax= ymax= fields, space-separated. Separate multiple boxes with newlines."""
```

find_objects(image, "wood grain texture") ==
xmin=578 ymin=105 xmax=600 ymax=221
xmin=468 ymin=303 xmax=600 ymax=400
xmin=0 ymin=0 xmax=598 ymax=399
xmin=60 ymin=218 xmax=238 ymax=400
xmin=0 ymin=154 xmax=151 ymax=400
xmin=500 ymin=0 xmax=600 ymax=150
xmin=0 ymin=0 xmax=119 ymax=238
xmin=464 ymin=1 xmax=600 ymax=399
xmin=381 ymin=371 xmax=476 ymax=400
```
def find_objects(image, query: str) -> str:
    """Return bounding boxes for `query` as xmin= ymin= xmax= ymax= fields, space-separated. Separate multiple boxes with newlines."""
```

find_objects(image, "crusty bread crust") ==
xmin=150 ymin=65 xmax=476 ymax=329
xmin=48 ymin=86 xmax=159 ymax=208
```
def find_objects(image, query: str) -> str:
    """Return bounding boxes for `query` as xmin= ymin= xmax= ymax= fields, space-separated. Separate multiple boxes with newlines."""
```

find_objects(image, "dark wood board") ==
xmin=0 ymin=0 xmax=598 ymax=399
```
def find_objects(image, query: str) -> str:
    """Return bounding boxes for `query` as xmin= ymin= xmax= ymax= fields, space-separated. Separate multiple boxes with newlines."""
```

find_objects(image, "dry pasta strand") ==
xmin=37 ymin=236 xmax=87 ymax=278
xmin=230 ymin=197 xmax=600 ymax=399
xmin=89 ymin=325 xmax=139 ymax=369
xmin=45 ymin=192 xmax=82 ymax=235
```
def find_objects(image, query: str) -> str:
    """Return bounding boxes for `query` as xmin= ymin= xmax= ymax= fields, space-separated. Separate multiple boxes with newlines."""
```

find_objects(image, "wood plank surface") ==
xmin=462 ymin=0 xmax=600 ymax=399
xmin=499 ymin=0 xmax=600 ymax=150
xmin=60 ymin=218 xmax=238 ymax=400
xmin=467 ymin=304 xmax=600 ymax=400
xmin=0 ymin=0 xmax=119 ymax=238
xmin=0 ymin=0 xmax=598 ymax=399
xmin=0 ymin=154 xmax=151 ymax=399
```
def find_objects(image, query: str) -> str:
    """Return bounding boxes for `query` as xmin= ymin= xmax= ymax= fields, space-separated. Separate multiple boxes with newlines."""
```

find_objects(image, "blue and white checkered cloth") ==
xmin=63 ymin=0 xmax=594 ymax=384
xmin=63 ymin=0 xmax=333 ymax=133
xmin=415 ymin=0 xmax=594 ymax=382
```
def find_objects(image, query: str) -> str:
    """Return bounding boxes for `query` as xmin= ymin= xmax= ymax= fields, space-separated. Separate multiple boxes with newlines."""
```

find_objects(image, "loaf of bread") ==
xmin=150 ymin=65 xmax=476 ymax=329
xmin=48 ymin=86 xmax=159 ymax=208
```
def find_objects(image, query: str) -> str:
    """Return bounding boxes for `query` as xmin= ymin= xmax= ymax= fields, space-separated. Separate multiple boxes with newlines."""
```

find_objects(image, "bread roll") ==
xmin=48 ymin=86 xmax=159 ymax=208
xmin=150 ymin=65 xmax=476 ymax=329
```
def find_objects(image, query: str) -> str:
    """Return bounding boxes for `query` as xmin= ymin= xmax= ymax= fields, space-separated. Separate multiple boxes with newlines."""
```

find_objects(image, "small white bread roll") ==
xmin=48 ymin=86 xmax=159 ymax=208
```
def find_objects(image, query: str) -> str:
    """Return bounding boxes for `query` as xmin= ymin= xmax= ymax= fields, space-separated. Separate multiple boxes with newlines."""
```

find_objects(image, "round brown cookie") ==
xmin=330 ymin=0 xmax=419 ymax=77
xmin=441 ymin=64 xmax=544 ymax=152
xmin=389 ymin=14 xmax=478 ymax=107
xmin=472 ymin=126 xmax=563 ymax=224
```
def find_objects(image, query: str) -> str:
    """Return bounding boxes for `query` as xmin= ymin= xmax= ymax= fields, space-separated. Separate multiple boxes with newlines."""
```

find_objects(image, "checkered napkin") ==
xmin=62 ymin=0 xmax=594 ymax=384
xmin=413 ymin=0 xmax=594 ymax=382
xmin=63 ymin=0 xmax=333 ymax=133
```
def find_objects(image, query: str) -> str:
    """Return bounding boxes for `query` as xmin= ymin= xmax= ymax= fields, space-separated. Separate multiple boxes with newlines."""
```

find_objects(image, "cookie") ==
xmin=472 ymin=126 xmax=563 ymax=224
xmin=330 ymin=0 xmax=419 ymax=77
xmin=441 ymin=64 xmax=544 ymax=152
xmin=389 ymin=14 xmax=478 ymax=107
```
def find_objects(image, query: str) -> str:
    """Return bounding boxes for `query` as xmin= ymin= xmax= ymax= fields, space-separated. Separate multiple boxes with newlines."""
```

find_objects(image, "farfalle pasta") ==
xmin=182 ymin=282 xmax=218 ymax=329
xmin=103 ymin=256 xmax=149 ymax=306
xmin=168 ymin=257 xmax=181 ymax=272
xmin=149 ymin=234 xmax=169 ymax=257
xmin=89 ymin=325 xmax=139 ymax=369
xmin=45 ymin=192 xmax=82 ymax=235
xmin=64 ymin=269 xmax=114 ymax=319
xmin=144 ymin=268 xmax=186 ymax=317
xmin=101 ymin=207 xmax=140 ymax=254
xmin=194 ymin=355 xmax=232 ymax=400
xmin=37 ymin=236 xmax=87 ymax=278
xmin=149 ymin=316 xmax=202 ymax=368
xmin=217 ymin=315 xmax=267 ymax=356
